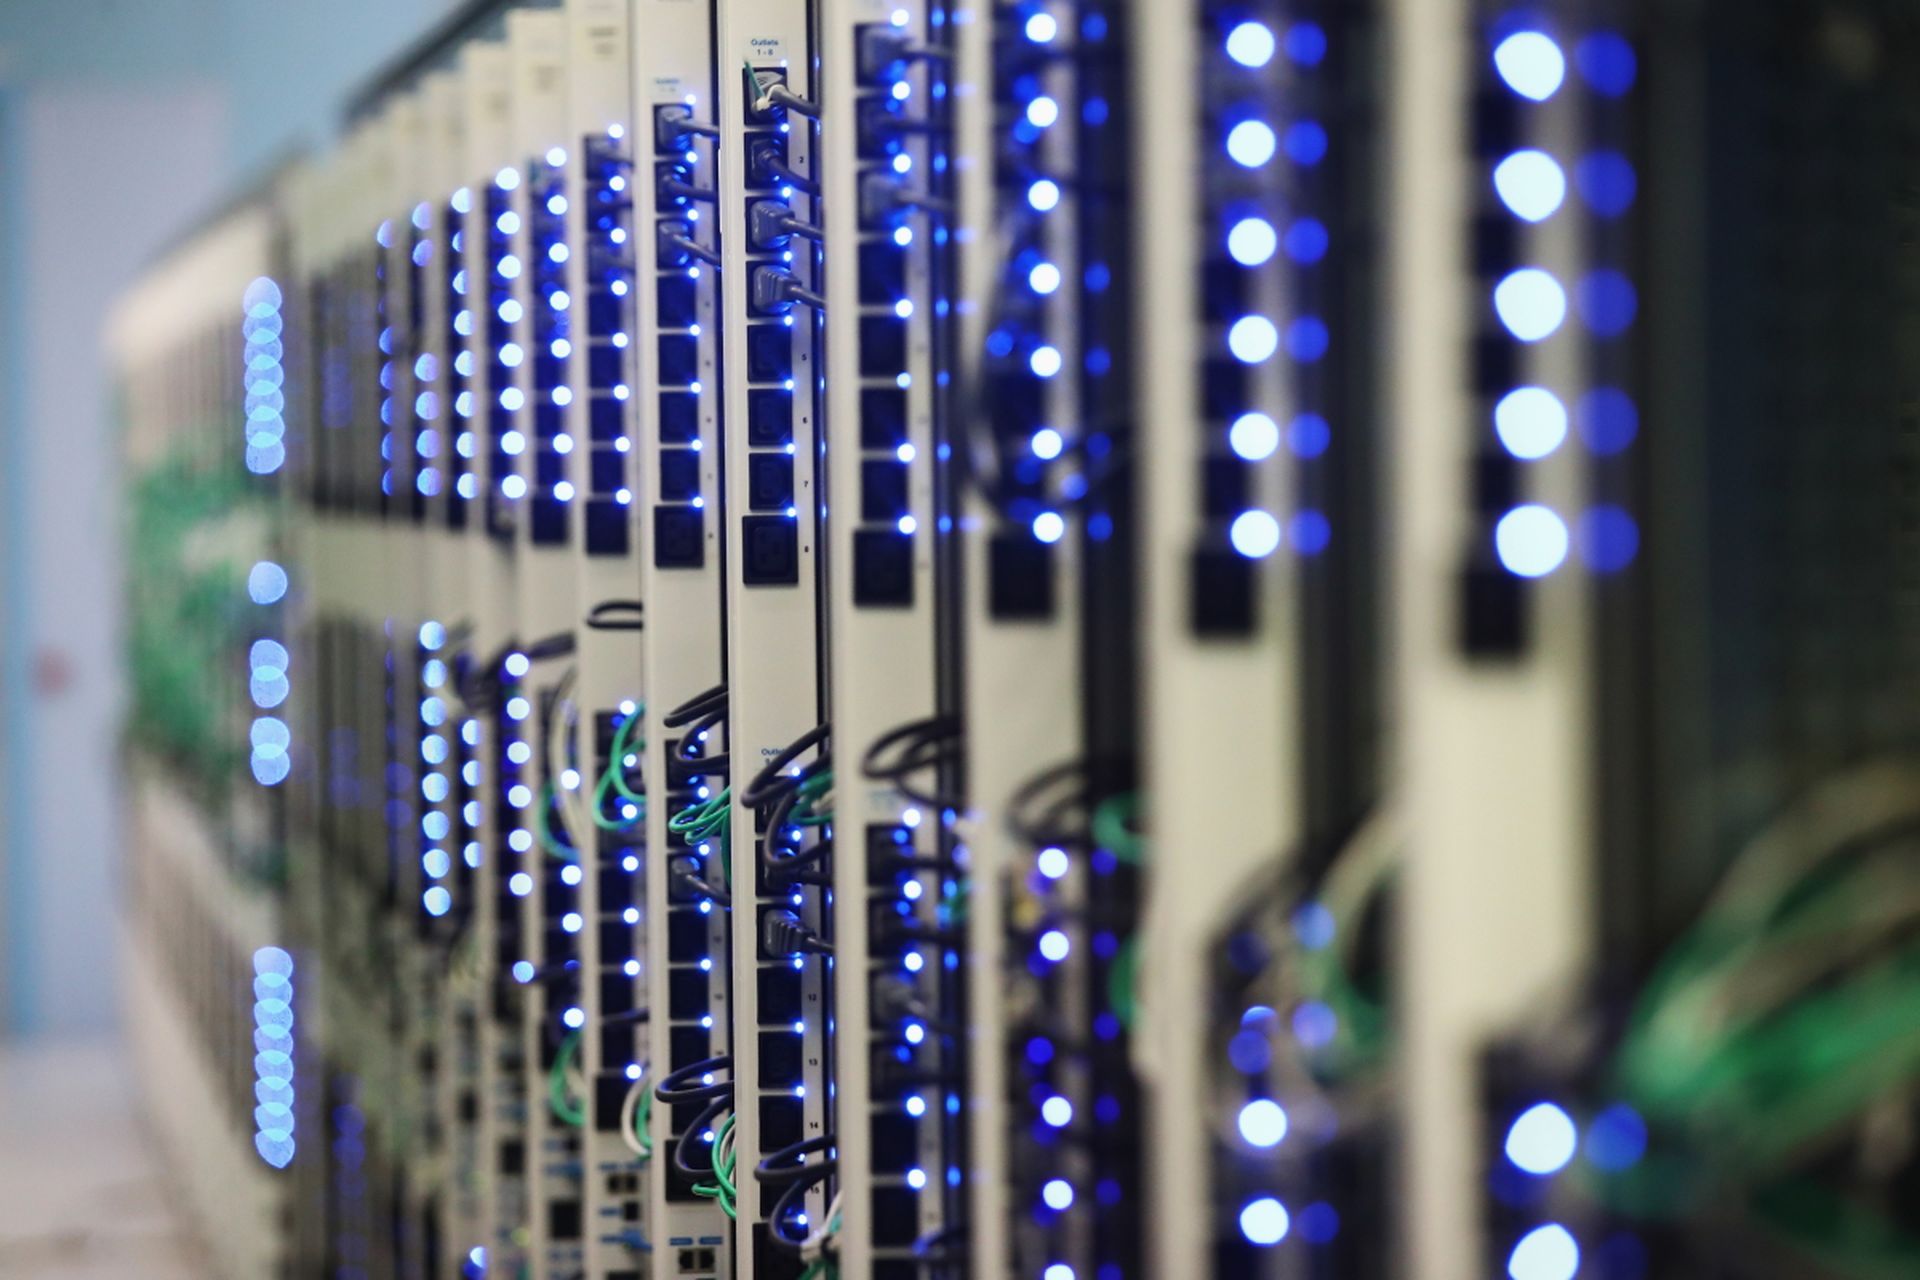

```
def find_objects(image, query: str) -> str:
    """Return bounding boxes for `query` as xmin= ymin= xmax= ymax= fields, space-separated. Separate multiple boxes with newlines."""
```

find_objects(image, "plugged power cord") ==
xmin=762 ymin=908 xmax=833 ymax=959
xmin=745 ymin=63 xmax=821 ymax=119
xmin=752 ymin=266 xmax=827 ymax=314
xmin=859 ymin=173 xmax=954 ymax=226
xmin=654 ymin=103 xmax=721 ymax=148
xmin=749 ymin=140 xmax=818 ymax=194
xmin=658 ymin=220 xmax=722 ymax=268
xmin=749 ymin=199 xmax=823 ymax=248
xmin=856 ymin=25 xmax=951 ymax=81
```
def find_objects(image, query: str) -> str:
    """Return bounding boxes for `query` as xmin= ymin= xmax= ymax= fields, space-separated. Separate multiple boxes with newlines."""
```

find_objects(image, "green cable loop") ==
xmin=1109 ymin=935 xmax=1139 ymax=1031
xmin=670 ymin=788 xmax=732 ymax=887
xmin=691 ymin=1111 xmax=737 ymax=1218
xmin=1091 ymin=792 xmax=1145 ymax=864
xmin=548 ymin=1030 xmax=585 ymax=1128
xmin=606 ymin=706 xmax=647 ymax=804
xmin=535 ymin=781 xmax=579 ymax=861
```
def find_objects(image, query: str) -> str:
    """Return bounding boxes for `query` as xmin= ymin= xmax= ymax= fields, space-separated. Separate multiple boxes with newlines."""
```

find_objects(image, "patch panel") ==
xmin=712 ymin=2 xmax=835 ymax=1277
xmin=1389 ymin=3 xmax=1601 ymax=1278
xmin=628 ymin=3 xmax=736 ymax=1276
xmin=556 ymin=4 xmax=658 ymax=1279
xmin=820 ymin=2 xmax=963 ymax=1278
xmin=454 ymin=35 xmax=530 ymax=1279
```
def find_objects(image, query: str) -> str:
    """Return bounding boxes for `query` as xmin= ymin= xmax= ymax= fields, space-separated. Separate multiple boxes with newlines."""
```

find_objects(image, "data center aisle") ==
xmin=0 ymin=1039 xmax=206 ymax=1279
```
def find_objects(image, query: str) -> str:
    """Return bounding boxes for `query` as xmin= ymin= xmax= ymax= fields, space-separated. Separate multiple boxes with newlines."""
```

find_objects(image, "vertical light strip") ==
xmin=252 ymin=945 xmax=296 ymax=1168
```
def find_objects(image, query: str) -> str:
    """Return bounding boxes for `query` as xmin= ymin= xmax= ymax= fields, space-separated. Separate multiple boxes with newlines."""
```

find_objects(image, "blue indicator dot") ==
xmin=1299 ymin=1201 xmax=1340 ymax=1244
xmin=1283 ymin=217 xmax=1329 ymax=264
xmin=253 ymin=947 xmax=294 ymax=978
xmin=242 ymin=278 xmax=283 ymax=315
xmin=1289 ymin=413 xmax=1331 ymax=457
xmin=1293 ymin=1000 xmax=1338 ymax=1047
xmin=1586 ymin=1103 xmax=1648 ymax=1171
xmin=254 ymin=1131 xmax=296 ymax=1169
xmin=248 ymin=561 xmax=288 ymax=605
xmin=1577 ymin=387 xmax=1639 ymax=455
xmin=1290 ymin=509 xmax=1330 ymax=556
xmin=1576 ymin=33 xmax=1637 ymax=96
xmin=1579 ymin=505 xmax=1640 ymax=573
xmin=1284 ymin=121 xmax=1328 ymax=165
xmin=1228 ymin=1028 xmax=1270 ymax=1074
xmin=1286 ymin=316 xmax=1330 ymax=361
xmin=1284 ymin=21 xmax=1327 ymax=65
xmin=1577 ymin=151 xmax=1637 ymax=218
xmin=1578 ymin=269 xmax=1637 ymax=337
xmin=1293 ymin=902 xmax=1336 ymax=949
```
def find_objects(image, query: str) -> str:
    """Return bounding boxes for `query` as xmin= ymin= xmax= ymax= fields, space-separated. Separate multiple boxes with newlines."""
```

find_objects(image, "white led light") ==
xmin=1030 ymin=345 xmax=1063 ymax=378
xmin=1229 ymin=412 xmax=1281 ymax=461
xmin=1494 ymin=32 xmax=1567 ymax=102
xmin=1227 ymin=216 xmax=1278 ymax=266
xmin=1037 ymin=847 xmax=1069 ymax=879
xmin=1032 ymin=511 xmax=1066 ymax=543
xmin=1493 ymin=150 xmax=1567 ymax=222
xmin=1041 ymin=1096 xmax=1073 ymax=1127
xmin=1493 ymin=269 xmax=1567 ymax=342
xmin=1227 ymin=120 xmax=1279 ymax=168
xmin=1230 ymin=510 xmax=1283 ymax=559
xmin=1494 ymin=387 xmax=1568 ymax=459
xmin=1240 ymin=1198 xmax=1290 ymax=1246
xmin=1042 ymin=1179 xmax=1074 ymax=1210
xmin=1029 ymin=261 xmax=1062 ymax=295
xmin=1507 ymin=1224 xmax=1579 ymax=1280
xmin=1028 ymin=179 xmax=1062 ymax=212
xmin=1495 ymin=504 xmax=1570 ymax=578
xmin=1226 ymin=21 xmax=1277 ymax=67
xmin=1038 ymin=929 xmax=1070 ymax=961
xmin=1228 ymin=315 xmax=1280 ymax=364
xmin=1505 ymin=1102 xmax=1578 ymax=1175
xmin=1025 ymin=12 xmax=1057 ymax=42
xmin=1026 ymin=96 xmax=1060 ymax=128
xmin=1237 ymin=1099 xmax=1289 ymax=1148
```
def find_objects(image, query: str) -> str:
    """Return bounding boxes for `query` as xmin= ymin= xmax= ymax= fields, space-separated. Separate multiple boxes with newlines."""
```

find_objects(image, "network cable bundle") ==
xmin=110 ymin=0 xmax=1920 ymax=1278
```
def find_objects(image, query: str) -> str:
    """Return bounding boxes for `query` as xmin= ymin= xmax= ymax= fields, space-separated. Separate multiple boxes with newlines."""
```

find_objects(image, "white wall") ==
xmin=0 ymin=0 xmax=466 ymax=1038
xmin=12 ymin=85 xmax=228 ymax=1036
